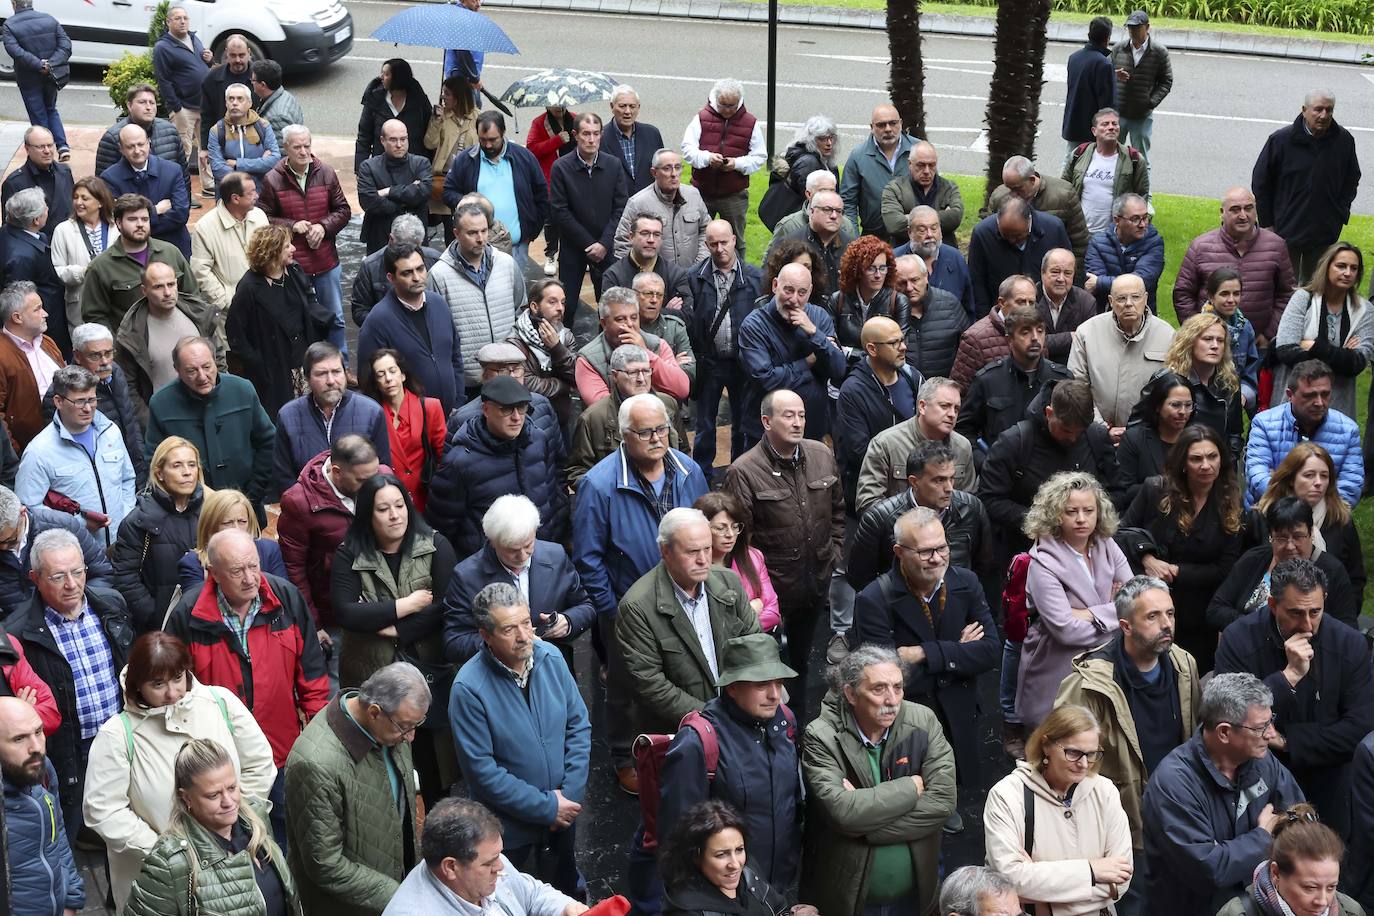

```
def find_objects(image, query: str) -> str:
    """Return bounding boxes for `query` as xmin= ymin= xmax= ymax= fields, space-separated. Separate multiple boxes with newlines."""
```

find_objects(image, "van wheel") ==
xmin=213 ymin=32 xmax=267 ymax=66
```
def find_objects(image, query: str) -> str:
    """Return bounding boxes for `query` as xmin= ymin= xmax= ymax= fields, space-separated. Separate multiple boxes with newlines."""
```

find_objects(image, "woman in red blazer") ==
xmin=361 ymin=348 xmax=447 ymax=512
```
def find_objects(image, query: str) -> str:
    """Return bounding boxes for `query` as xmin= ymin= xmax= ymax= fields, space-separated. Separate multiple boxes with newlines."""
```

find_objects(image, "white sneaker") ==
xmin=543 ymin=256 xmax=557 ymax=277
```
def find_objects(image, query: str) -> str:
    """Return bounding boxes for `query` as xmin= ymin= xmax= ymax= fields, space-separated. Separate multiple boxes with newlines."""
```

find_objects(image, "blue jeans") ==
xmin=309 ymin=264 xmax=347 ymax=364
xmin=691 ymin=356 xmax=747 ymax=478
xmin=18 ymin=78 xmax=68 ymax=150
xmin=1120 ymin=113 xmax=1154 ymax=180
xmin=863 ymin=893 xmax=916 ymax=916
xmin=999 ymin=638 xmax=1023 ymax=722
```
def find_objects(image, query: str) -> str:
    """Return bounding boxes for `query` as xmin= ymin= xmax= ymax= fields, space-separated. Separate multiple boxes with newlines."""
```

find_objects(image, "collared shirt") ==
xmin=217 ymin=587 xmax=262 ymax=660
xmin=629 ymin=453 xmax=677 ymax=522
xmin=2 ymin=328 xmax=59 ymax=397
xmin=577 ymin=150 xmax=599 ymax=175
xmin=287 ymin=160 xmax=310 ymax=193
xmin=672 ymin=579 xmax=719 ymax=679
xmin=476 ymin=150 xmax=521 ymax=246
xmin=1131 ymin=37 xmax=1149 ymax=66
xmin=618 ymin=123 xmax=638 ymax=179
xmin=45 ymin=604 xmax=121 ymax=738
xmin=503 ymin=563 xmax=530 ymax=599
xmin=495 ymin=653 xmax=533 ymax=689
xmin=852 ymin=718 xmax=891 ymax=749
xmin=340 ymin=691 xmax=403 ymax=809
xmin=712 ymin=262 xmax=740 ymax=357
xmin=321 ymin=459 xmax=357 ymax=514
xmin=762 ymin=435 xmax=802 ymax=471
xmin=460 ymin=247 xmax=491 ymax=288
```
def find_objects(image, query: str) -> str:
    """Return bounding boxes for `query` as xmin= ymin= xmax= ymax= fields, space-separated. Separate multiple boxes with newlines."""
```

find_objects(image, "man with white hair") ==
xmin=205 ymin=81 xmax=280 ymax=187
xmin=771 ymin=167 xmax=859 ymax=243
xmin=1 ymin=187 xmax=68 ymax=352
xmin=682 ymin=78 xmax=765 ymax=260
xmin=573 ymin=393 xmax=707 ymax=794
xmin=287 ymin=659 xmax=431 ymax=913
xmin=880 ymin=140 xmax=964 ymax=244
xmin=613 ymin=148 xmax=710 ymax=269
xmin=617 ymin=507 xmax=760 ymax=739
xmin=443 ymin=494 xmax=595 ymax=669
xmin=600 ymin=84 xmax=665 ymax=195
xmin=939 ymin=866 xmax=1020 ymax=916
xmin=350 ymin=213 xmax=443 ymax=326
xmin=896 ymin=205 xmax=974 ymax=316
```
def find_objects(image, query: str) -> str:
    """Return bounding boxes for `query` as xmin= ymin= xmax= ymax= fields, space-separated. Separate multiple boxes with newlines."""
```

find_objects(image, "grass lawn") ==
xmin=737 ymin=169 xmax=1374 ymax=616
xmin=741 ymin=0 xmax=1374 ymax=44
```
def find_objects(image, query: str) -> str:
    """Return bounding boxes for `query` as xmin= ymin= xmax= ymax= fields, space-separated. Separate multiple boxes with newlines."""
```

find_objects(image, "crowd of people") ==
xmin=0 ymin=1 xmax=1372 ymax=915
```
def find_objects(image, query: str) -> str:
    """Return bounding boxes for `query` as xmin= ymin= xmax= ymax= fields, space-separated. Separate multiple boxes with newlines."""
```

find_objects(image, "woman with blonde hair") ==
xmin=124 ymin=737 xmax=300 ymax=916
xmin=1161 ymin=312 xmax=1243 ymax=462
xmin=226 ymin=222 xmax=332 ymax=416
xmin=84 ymin=634 xmax=276 ymax=911
xmin=984 ymin=704 xmax=1133 ymax=915
xmin=1253 ymin=442 xmax=1364 ymax=607
xmin=1016 ymin=471 xmax=1131 ymax=730
xmin=111 ymin=436 xmax=206 ymax=631
xmin=177 ymin=488 xmax=287 ymax=595
xmin=1272 ymin=241 xmax=1373 ymax=421
xmin=1215 ymin=803 xmax=1363 ymax=916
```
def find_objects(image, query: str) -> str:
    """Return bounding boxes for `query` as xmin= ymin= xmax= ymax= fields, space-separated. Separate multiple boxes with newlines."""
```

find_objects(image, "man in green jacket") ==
xmin=286 ymin=661 xmax=430 ymax=916
xmin=1062 ymin=108 xmax=1150 ymax=234
xmin=615 ymin=506 xmax=760 ymax=736
xmin=879 ymin=141 xmax=964 ymax=246
xmin=81 ymin=192 xmax=200 ymax=335
xmin=800 ymin=644 xmax=956 ymax=916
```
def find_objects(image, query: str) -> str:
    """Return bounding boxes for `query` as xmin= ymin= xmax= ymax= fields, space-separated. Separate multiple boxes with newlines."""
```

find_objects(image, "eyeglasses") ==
xmin=492 ymin=403 xmax=529 ymax=416
xmin=82 ymin=348 xmax=116 ymax=362
xmin=1055 ymin=743 xmax=1105 ymax=764
xmin=710 ymin=522 xmax=743 ymax=535
xmin=1164 ymin=400 xmax=1194 ymax=412
xmin=896 ymin=543 xmax=950 ymax=562
xmin=44 ymin=568 xmax=87 ymax=585
xmin=1229 ymin=716 xmax=1277 ymax=735
xmin=614 ymin=368 xmax=651 ymax=378
xmin=876 ymin=338 xmax=905 ymax=349
xmin=1113 ymin=293 xmax=1147 ymax=304
xmin=1117 ymin=214 xmax=1151 ymax=225
xmin=384 ymin=710 xmax=426 ymax=736
xmin=864 ymin=263 xmax=890 ymax=274
xmin=629 ymin=424 xmax=671 ymax=442
xmin=1268 ymin=533 xmax=1310 ymax=546
xmin=813 ymin=206 xmax=844 ymax=216
xmin=58 ymin=395 xmax=98 ymax=409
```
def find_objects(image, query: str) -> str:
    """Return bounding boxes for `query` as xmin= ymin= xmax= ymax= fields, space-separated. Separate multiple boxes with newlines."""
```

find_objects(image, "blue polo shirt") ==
xmin=476 ymin=151 xmax=521 ymax=245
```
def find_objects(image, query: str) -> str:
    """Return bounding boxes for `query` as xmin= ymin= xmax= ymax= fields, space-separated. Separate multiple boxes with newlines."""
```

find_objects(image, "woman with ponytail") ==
xmin=1215 ymin=803 xmax=1363 ymax=916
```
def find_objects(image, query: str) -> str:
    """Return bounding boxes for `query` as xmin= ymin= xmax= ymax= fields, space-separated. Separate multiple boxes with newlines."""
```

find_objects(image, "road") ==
xmin=10 ymin=0 xmax=1374 ymax=212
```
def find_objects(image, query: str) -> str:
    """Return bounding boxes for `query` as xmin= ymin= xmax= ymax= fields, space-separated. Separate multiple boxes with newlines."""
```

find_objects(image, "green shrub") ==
xmin=102 ymin=51 xmax=158 ymax=117
xmin=147 ymin=0 xmax=171 ymax=49
xmin=953 ymin=0 xmax=1374 ymax=33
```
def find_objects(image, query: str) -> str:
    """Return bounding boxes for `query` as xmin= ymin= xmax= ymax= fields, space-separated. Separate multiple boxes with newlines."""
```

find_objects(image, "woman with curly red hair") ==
xmin=828 ymin=234 xmax=907 ymax=369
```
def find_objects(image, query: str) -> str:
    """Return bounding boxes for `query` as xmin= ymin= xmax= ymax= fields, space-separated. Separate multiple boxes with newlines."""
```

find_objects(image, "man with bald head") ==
xmin=967 ymin=195 xmax=1071 ymax=318
xmin=100 ymin=123 xmax=192 ymax=256
xmin=839 ymin=103 xmax=914 ymax=237
xmin=1252 ymin=90 xmax=1361 ymax=283
xmin=686 ymin=219 xmax=763 ymax=479
xmin=357 ymin=119 xmax=433 ymax=254
xmin=771 ymin=167 xmax=859 ymax=242
xmin=899 ymin=254 xmax=968 ymax=380
xmin=0 ymin=695 xmax=86 ymax=912
xmin=837 ymin=317 xmax=920 ymax=513
xmin=897 ymin=204 xmax=974 ymax=316
xmin=880 ymin=140 xmax=964 ymax=244
xmin=737 ymin=261 xmax=846 ymax=449
xmin=1036 ymin=247 xmax=1096 ymax=363
xmin=1 ymin=125 xmax=73 ymax=237
xmin=1173 ymin=186 xmax=1296 ymax=342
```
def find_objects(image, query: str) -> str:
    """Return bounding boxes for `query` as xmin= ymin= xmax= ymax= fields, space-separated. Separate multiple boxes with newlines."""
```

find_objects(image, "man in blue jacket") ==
xmin=1084 ymin=192 xmax=1164 ymax=312
xmin=1061 ymin=17 xmax=1116 ymax=163
xmin=443 ymin=111 xmax=548 ymax=270
xmin=1 ymin=0 xmax=71 ymax=161
xmin=966 ymin=197 xmax=1072 ymax=318
xmin=100 ymin=124 xmax=192 ymax=257
xmin=1246 ymin=360 xmax=1362 ymax=507
xmin=1214 ymin=558 xmax=1374 ymax=837
xmin=0 ymin=696 xmax=85 ymax=915
xmin=152 ymin=5 xmax=213 ymax=192
xmin=450 ymin=582 xmax=591 ymax=899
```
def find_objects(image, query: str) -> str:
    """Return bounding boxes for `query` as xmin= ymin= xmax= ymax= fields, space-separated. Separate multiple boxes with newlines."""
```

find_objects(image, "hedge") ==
xmin=957 ymin=0 xmax=1373 ymax=35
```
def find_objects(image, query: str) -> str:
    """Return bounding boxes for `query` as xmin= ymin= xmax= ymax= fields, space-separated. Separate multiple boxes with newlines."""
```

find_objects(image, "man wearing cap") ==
xmin=1110 ymin=11 xmax=1173 ymax=187
xmin=426 ymin=376 xmax=567 ymax=557
xmin=446 ymin=342 xmax=567 ymax=466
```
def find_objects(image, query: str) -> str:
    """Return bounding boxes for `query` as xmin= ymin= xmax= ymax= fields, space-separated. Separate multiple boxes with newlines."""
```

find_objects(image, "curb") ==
xmin=470 ymin=0 xmax=1373 ymax=64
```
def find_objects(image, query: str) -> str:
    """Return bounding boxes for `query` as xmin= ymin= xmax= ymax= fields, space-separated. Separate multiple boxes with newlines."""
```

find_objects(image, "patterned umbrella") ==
xmin=370 ymin=3 xmax=518 ymax=54
xmin=498 ymin=68 xmax=620 ymax=109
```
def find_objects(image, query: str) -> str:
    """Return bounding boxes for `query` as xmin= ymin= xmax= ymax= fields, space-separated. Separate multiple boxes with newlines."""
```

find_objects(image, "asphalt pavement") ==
xmin=7 ymin=0 xmax=1373 ymax=213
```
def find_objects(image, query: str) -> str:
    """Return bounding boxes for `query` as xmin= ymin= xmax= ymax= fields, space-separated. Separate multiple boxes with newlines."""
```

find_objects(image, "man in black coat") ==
xmin=599 ymin=86 xmax=665 ymax=196
xmin=854 ymin=505 xmax=999 ymax=832
xmin=549 ymin=113 xmax=629 ymax=304
xmin=835 ymin=316 xmax=920 ymax=514
xmin=1350 ymin=733 xmax=1374 ymax=909
xmin=197 ymin=34 xmax=254 ymax=196
xmin=600 ymin=214 xmax=695 ymax=319
xmin=966 ymin=197 xmax=1073 ymax=317
xmin=94 ymin=83 xmax=189 ymax=178
xmin=9 ymin=529 xmax=133 ymax=841
xmin=0 ymin=126 xmax=73 ymax=238
xmin=897 ymin=254 xmax=967 ymax=381
xmin=957 ymin=310 xmax=1069 ymax=464
xmin=349 ymin=213 xmax=444 ymax=327
xmin=1214 ymin=558 xmax=1374 ymax=837
xmin=1061 ymin=17 xmax=1116 ymax=156
xmin=1 ymin=187 xmax=69 ymax=353
xmin=356 ymin=120 xmax=434 ymax=255
xmin=1252 ymin=91 xmax=1362 ymax=283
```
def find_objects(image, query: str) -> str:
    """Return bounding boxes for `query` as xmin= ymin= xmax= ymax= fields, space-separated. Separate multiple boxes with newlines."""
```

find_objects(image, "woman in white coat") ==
xmin=985 ymin=704 xmax=1134 ymax=916
xmin=83 ymin=631 xmax=276 ymax=912
xmin=49 ymin=176 xmax=116 ymax=332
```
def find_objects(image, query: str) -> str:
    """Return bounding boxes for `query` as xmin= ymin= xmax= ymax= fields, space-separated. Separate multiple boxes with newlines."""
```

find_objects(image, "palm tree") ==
xmin=1021 ymin=0 xmax=1054 ymax=159
xmin=887 ymin=0 xmax=926 ymax=139
xmin=982 ymin=0 xmax=1033 ymax=209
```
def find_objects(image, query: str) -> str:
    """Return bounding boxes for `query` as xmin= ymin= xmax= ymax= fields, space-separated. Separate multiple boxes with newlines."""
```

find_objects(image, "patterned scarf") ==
xmin=1251 ymin=860 xmax=1340 ymax=916
xmin=513 ymin=309 xmax=554 ymax=372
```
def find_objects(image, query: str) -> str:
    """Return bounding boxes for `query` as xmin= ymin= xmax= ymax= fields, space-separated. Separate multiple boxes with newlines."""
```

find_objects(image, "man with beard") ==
xmin=1055 ymin=576 xmax=1201 ymax=916
xmin=0 ymin=695 xmax=85 ymax=914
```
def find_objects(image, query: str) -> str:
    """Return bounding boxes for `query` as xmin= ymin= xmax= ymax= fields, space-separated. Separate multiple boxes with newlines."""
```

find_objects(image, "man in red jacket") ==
xmin=257 ymin=125 xmax=352 ymax=368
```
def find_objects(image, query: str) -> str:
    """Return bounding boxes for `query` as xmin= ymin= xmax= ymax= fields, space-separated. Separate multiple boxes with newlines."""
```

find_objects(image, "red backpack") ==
xmin=1001 ymin=552 xmax=1036 ymax=642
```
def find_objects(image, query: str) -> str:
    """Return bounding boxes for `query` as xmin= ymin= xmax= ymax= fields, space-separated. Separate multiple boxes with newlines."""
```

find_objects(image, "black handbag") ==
xmin=419 ymin=398 xmax=439 ymax=489
xmin=757 ymin=179 xmax=803 ymax=232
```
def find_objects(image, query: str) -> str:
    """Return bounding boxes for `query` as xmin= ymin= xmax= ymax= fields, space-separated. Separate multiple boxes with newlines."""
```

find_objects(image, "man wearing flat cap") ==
xmin=446 ymin=341 xmax=567 ymax=462
xmin=1110 ymin=10 xmax=1173 ymax=189
xmin=426 ymin=375 xmax=568 ymax=556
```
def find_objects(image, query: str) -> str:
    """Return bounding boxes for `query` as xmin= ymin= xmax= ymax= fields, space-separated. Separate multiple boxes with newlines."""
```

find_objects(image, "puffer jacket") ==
xmin=983 ymin=762 xmax=1134 ymax=916
xmin=125 ymin=802 xmax=301 ymax=916
xmin=1172 ymin=226 xmax=1296 ymax=341
xmin=987 ymin=174 xmax=1091 ymax=265
xmin=15 ymin=410 xmax=138 ymax=548
xmin=950 ymin=308 xmax=1008 ymax=393
xmin=1055 ymin=639 xmax=1201 ymax=849
xmin=905 ymin=285 xmax=968 ymax=380
xmin=269 ymin=391 xmax=391 ymax=501
xmin=613 ymin=181 xmax=712 ymax=270
xmin=256 ymin=156 xmax=352 ymax=277
xmin=83 ymin=676 xmax=276 ymax=912
xmin=724 ymin=439 xmax=842 ymax=608
xmin=1 ymin=7 xmax=71 ymax=85
xmin=827 ymin=287 xmax=909 ymax=369
xmin=799 ymin=692 xmax=956 ymax=916
xmin=428 ymin=243 xmax=524 ymax=387
xmin=1084 ymin=223 xmax=1165 ymax=313
xmin=4 ymin=758 xmax=85 ymax=915
xmin=95 ymin=117 xmax=186 ymax=176
xmin=111 ymin=486 xmax=204 ymax=632
xmin=425 ymin=413 xmax=567 ymax=556
xmin=1110 ymin=38 xmax=1173 ymax=120
xmin=879 ymin=172 xmax=964 ymax=242
xmin=286 ymin=695 xmax=418 ymax=916
xmin=1244 ymin=402 xmax=1362 ymax=507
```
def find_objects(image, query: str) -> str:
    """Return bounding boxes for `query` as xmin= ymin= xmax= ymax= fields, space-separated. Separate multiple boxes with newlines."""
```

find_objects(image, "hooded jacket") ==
xmin=1055 ymin=639 xmax=1202 ymax=848
xmin=984 ymin=762 xmax=1134 ymax=916
xmin=15 ymin=410 xmax=138 ymax=548
xmin=904 ymin=285 xmax=968 ymax=381
xmin=207 ymin=110 xmax=280 ymax=183
xmin=427 ymin=243 xmax=523 ymax=388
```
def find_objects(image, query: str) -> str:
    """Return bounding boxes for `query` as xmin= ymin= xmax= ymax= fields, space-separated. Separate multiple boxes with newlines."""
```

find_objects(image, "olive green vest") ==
xmin=338 ymin=533 xmax=444 ymax=689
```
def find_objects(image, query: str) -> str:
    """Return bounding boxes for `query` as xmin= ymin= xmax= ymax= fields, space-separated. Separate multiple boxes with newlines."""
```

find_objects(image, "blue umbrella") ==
xmin=371 ymin=4 xmax=519 ymax=54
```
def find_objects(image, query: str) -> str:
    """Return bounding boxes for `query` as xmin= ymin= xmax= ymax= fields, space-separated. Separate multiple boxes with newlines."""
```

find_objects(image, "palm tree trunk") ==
xmin=1021 ymin=0 xmax=1054 ymax=159
xmin=887 ymin=0 xmax=926 ymax=139
xmin=982 ymin=0 xmax=1033 ymax=209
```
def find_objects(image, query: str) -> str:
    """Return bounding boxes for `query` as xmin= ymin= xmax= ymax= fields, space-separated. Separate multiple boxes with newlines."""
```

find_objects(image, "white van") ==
xmin=0 ymin=0 xmax=353 ymax=76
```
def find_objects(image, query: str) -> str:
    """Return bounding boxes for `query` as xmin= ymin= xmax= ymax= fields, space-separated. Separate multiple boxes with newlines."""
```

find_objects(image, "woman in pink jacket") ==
xmin=695 ymin=492 xmax=781 ymax=631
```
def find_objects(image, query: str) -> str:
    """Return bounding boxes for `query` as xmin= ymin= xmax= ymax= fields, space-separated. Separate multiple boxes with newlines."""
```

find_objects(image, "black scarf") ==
xmin=1111 ymin=634 xmax=1181 ymax=776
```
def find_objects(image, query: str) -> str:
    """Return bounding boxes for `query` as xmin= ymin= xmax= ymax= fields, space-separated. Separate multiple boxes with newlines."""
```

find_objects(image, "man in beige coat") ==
xmin=188 ymin=170 xmax=267 ymax=324
xmin=1066 ymin=273 xmax=1174 ymax=440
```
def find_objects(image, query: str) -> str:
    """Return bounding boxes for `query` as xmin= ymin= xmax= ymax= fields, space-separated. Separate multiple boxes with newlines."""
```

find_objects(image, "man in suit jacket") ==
xmin=100 ymin=124 xmax=192 ymax=257
xmin=0 ymin=280 xmax=64 ymax=451
xmin=599 ymin=85 xmax=664 ymax=196
xmin=1 ymin=188 xmax=68 ymax=353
